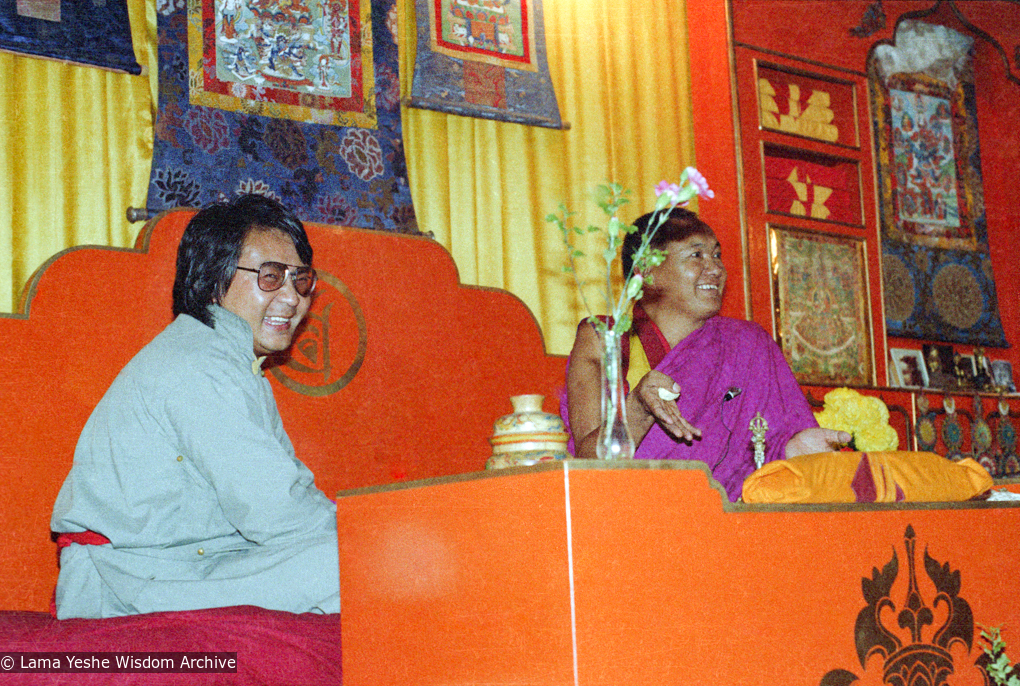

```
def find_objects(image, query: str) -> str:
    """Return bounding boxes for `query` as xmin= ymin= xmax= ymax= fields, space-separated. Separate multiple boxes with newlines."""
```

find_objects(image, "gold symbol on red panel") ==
xmin=759 ymin=77 xmax=839 ymax=143
xmin=268 ymin=270 xmax=367 ymax=397
xmin=786 ymin=167 xmax=833 ymax=220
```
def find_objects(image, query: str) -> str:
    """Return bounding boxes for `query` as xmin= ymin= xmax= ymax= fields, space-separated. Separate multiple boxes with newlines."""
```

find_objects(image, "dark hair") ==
xmin=172 ymin=194 xmax=313 ymax=327
xmin=621 ymin=207 xmax=714 ymax=277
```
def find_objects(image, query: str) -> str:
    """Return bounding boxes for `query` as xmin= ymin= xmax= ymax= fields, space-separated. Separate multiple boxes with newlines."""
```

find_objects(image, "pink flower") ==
xmin=654 ymin=180 xmax=682 ymax=199
xmin=685 ymin=166 xmax=714 ymax=199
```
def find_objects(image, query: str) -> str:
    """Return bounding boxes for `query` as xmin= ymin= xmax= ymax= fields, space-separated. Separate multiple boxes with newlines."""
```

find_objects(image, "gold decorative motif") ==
xmin=932 ymin=264 xmax=982 ymax=330
xmin=759 ymin=77 xmax=839 ymax=142
xmin=268 ymin=270 xmax=368 ymax=397
xmin=786 ymin=167 xmax=833 ymax=219
xmin=881 ymin=253 xmax=915 ymax=322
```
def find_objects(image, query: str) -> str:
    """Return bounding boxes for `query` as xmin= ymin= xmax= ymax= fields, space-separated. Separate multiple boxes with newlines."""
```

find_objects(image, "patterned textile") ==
xmin=409 ymin=0 xmax=562 ymax=128
xmin=0 ymin=0 xmax=140 ymax=74
xmin=869 ymin=20 xmax=1006 ymax=346
xmin=147 ymin=0 xmax=417 ymax=232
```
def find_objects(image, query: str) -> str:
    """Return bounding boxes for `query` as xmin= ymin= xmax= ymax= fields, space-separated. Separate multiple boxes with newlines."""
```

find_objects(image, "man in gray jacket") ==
xmin=51 ymin=194 xmax=340 ymax=619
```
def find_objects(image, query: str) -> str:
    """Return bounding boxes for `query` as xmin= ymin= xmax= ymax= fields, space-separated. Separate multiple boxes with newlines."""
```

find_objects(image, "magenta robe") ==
xmin=563 ymin=315 xmax=817 ymax=502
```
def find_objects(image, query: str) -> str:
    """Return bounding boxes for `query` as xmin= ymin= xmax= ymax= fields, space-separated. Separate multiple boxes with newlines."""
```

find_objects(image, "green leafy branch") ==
xmin=981 ymin=626 xmax=1020 ymax=686
xmin=548 ymin=169 xmax=710 ymax=337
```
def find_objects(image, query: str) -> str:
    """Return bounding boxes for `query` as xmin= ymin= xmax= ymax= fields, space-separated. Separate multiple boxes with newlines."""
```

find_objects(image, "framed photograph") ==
xmin=990 ymin=360 xmax=1016 ymax=393
xmin=890 ymin=348 xmax=928 ymax=388
xmin=771 ymin=226 xmax=873 ymax=385
xmin=956 ymin=353 xmax=977 ymax=387
xmin=922 ymin=343 xmax=955 ymax=389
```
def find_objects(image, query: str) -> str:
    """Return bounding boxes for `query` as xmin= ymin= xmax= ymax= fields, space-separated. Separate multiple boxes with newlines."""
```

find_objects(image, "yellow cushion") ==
xmin=742 ymin=451 xmax=993 ymax=504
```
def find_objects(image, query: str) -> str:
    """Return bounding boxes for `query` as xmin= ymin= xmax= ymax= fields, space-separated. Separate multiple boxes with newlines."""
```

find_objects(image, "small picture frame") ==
xmin=922 ymin=343 xmax=955 ymax=389
xmin=955 ymin=353 xmax=977 ymax=388
xmin=890 ymin=348 xmax=928 ymax=388
xmin=990 ymin=360 xmax=1016 ymax=393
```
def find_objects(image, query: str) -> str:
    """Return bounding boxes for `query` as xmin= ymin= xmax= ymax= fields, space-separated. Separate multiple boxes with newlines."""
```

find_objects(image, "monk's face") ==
xmin=647 ymin=233 xmax=726 ymax=324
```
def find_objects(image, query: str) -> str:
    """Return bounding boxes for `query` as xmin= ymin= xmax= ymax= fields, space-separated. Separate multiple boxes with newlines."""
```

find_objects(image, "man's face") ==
xmin=218 ymin=228 xmax=312 ymax=356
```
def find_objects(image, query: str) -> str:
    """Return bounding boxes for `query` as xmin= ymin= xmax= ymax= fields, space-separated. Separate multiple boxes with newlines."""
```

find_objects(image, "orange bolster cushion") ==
xmin=741 ymin=451 xmax=993 ymax=504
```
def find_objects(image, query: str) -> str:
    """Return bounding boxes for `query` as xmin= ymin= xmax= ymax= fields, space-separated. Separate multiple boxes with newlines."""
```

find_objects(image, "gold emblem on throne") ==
xmin=268 ymin=270 xmax=368 ymax=397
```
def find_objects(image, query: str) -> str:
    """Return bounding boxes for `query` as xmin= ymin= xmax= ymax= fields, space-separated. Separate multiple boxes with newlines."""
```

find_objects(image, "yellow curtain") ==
xmin=0 ymin=0 xmax=693 ymax=357
xmin=400 ymin=0 xmax=695 ymax=354
xmin=0 ymin=0 xmax=155 ymax=312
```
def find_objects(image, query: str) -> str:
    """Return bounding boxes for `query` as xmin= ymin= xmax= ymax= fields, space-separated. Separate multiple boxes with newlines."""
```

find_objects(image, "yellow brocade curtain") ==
xmin=0 ymin=0 xmax=155 ymax=313
xmin=399 ymin=0 xmax=695 ymax=355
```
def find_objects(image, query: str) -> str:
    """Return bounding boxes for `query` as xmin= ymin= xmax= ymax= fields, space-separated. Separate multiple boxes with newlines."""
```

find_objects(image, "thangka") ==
xmin=869 ymin=20 xmax=1007 ymax=346
xmin=409 ymin=0 xmax=562 ymax=128
xmin=146 ymin=0 xmax=417 ymax=232
xmin=0 ymin=0 xmax=140 ymax=74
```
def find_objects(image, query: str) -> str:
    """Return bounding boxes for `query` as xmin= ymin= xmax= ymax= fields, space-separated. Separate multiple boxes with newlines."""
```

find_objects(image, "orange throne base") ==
xmin=337 ymin=462 xmax=1020 ymax=686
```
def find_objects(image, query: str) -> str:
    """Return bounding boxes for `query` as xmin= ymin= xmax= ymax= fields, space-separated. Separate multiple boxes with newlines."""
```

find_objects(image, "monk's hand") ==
xmin=785 ymin=427 xmax=852 ymax=458
xmin=632 ymin=371 xmax=701 ymax=442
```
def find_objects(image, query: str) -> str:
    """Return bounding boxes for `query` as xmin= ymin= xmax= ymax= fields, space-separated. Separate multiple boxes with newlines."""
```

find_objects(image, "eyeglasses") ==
xmin=235 ymin=262 xmax=317 ymax=297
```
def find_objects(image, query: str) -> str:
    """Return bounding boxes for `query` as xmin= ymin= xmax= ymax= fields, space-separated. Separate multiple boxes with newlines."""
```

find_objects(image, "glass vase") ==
xmin=597 ymin=329 xmax=635 ymax=460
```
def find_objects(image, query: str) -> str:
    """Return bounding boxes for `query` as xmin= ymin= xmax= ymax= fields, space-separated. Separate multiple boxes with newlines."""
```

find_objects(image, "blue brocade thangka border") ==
xmin=0 ymin=1 xmax=140 ymax=74
xmin=145 ymin=0 xmax=417 ymax=233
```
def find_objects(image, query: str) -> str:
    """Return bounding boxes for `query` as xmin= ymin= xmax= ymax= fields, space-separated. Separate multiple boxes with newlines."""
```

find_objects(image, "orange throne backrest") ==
xmin=0 ymin=209 xmax=566 ymax=611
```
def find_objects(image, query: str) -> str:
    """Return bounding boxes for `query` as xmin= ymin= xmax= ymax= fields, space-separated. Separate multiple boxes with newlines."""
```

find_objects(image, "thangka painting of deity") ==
xmin=189 ymin=0 xmax=376 ymax=128
xmin=888 ymin=90 xmax=961 ymax=233
xmin=869 ymin=20 xmax=1007 ymax=346
xmin=409 ymin=0 xmax=562 ymax=127
xmin=428 ymin=0 xmax=534 ymax=70
xmin=771 ymin=227 xmax=874 ymax=386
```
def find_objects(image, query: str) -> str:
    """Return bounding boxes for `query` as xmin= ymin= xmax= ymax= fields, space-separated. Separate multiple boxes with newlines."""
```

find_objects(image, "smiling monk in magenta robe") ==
xmin=564 ymin=207 xmax=849 ymax=501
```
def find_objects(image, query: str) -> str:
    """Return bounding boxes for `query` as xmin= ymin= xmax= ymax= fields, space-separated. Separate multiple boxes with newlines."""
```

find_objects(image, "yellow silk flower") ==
xmin=814 ymin=387 xmax=899 ymax=452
